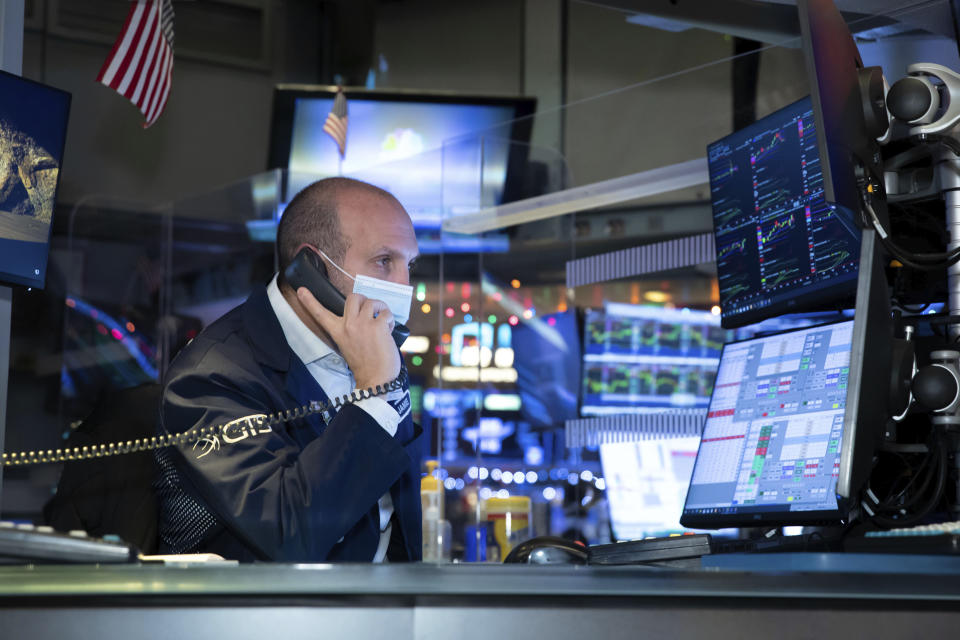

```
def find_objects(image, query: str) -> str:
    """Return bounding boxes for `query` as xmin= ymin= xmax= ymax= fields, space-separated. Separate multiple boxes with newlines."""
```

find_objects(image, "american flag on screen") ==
xmin=96 ymin=0 xmax=175 ymax=129
xmin=324 ymin=88 xmax=349 ymax=157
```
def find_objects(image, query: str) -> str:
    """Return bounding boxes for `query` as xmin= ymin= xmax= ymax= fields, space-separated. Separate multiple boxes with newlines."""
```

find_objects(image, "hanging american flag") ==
xmin=323 ymin=88 xmax=348 ymax=157
xmin=96 ymin=0 xmax=175 ymax=129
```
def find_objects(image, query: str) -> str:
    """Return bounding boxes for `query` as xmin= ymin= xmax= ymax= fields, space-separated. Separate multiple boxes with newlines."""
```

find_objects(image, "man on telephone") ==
xmin=154 ymin=177 xmax=423 ymax=562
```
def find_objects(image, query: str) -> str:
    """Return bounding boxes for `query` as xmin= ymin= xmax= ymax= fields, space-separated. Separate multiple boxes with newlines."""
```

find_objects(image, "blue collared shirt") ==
xmin=266 ymin=275 xmax=400 ymax=562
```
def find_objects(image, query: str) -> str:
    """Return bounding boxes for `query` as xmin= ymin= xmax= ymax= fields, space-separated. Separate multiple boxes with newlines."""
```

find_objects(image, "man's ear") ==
xmin=295 ymin=242 xmax=320 ymax=256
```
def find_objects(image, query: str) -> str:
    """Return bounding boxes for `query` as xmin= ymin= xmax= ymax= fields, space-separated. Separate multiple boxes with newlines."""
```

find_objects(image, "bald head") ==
xmin=276 ymin=177 xmax=418 ymax=293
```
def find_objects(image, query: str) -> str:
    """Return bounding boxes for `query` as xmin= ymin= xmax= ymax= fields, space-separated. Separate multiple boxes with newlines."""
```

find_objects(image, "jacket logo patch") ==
xmin=193 ymin=414 xmax=270 ymax=458
xmin=193 ymin=435 xmax=220 ymax=459
xmin=388 ymin=393 xmax=411 ymax=421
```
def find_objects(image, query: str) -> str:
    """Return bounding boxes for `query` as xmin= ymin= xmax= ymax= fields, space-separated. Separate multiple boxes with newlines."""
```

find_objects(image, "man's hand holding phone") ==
xmin=297 ymin=288 xmax=401 ymax=389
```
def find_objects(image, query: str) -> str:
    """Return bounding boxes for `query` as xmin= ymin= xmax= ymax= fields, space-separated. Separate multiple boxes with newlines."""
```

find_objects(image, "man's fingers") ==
xmin=343 ymin=292 xmax=367 ymax=321
xmin=377 ymin=306 xmax=396 ymax=332
xmin=361 ymin=298 xmax=395 ymax=331
xmin=297 ymin=287 xmax=342 ymax=336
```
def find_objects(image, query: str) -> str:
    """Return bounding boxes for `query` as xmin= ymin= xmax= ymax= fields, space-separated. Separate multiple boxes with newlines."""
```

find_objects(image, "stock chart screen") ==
xmin=581 ymin=303 xmax=727 ymax=415
xmin=708 ymin=96 xmax=860 ymax=328
xmin=681 ymin=321 xmax=851 ymax=526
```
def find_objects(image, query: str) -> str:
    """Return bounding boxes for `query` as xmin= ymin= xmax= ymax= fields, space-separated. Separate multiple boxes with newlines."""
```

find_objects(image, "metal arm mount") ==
xmin=910 ymin=349 xmax=960 ymax=519
xmin=912 ymin=350 xmax=960 ymax=425
xmin=887 ymin=64 xmax=960 ymax=341
xmin=887 ymin=63 xmax=960 ymax=135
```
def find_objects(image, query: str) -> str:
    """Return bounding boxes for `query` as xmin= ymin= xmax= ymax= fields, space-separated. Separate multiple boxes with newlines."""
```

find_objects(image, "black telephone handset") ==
xmin=284 ymin=248 xmax=410 ymax=348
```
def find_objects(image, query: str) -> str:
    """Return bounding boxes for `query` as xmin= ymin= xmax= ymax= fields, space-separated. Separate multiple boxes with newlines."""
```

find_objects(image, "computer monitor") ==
xmin=600 ymin=436 xmax=702 ymax=540
xmin=581 ymin=303 xmax=726 ymax=416
xmin=0 ymin=70 xmax=70 ymax=289
xmin=267 ymin=86 xmax=536 ymax=228
xmin=708 ymin=96 xmax=861 ymax=329
xmin=798 ymin=0 xmax=889 ymax=227
xmin=512 ymin=310 xmax=580 ymax=427
xmin=680 ymin=320 xmax=854 ymax=528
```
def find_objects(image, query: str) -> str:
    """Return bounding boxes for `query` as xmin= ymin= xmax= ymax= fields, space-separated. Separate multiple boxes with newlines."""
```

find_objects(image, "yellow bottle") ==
xmin=485 ymin=496 xmax=531 ymax=560
xmin=421 ymin=460 xmax=450 ymax=562
xmin=421 ymin=460 xmax=444 ymax=520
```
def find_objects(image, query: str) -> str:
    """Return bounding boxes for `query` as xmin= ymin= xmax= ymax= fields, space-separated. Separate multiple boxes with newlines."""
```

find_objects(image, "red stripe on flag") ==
xmin=106 ymin=3 xmax=152 ymax=91
xmin=119 ymin=2 xmax=159 ymax=97
xmin=96 ymin=1 xmax=144 ymax=83
xmin=144 ymin=49 xmax=168 ymax=122
xmin=324 ymin=118 xmax=346 ymax=140
xmin=139 ymin=44 xmax=168 ymax=117
xmin=144 ymin=49 xmax=173 ymax=126
xmin=97 ymin=0 xmax=175 ymax=128
xmin=129 ymin=10 xmax=162 ymax=104
xmin=133 ymin=33 xmax=163 ymax=108
xmin=324 ymin=117 xmax=346 ymax=137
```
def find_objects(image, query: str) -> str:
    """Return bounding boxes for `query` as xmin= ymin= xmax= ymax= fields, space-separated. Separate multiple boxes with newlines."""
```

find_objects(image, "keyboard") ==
xmin=588 ymin=534 xmax=714 ymax=564
xmin=713 ymin=533 xmax=843 ymax=554
xmin=864 ymin=521 xmax=960 ymax=537
xmin=846 ymin=521 xmax=960 ymax=555
xmin=0 ymin=521 xmax=139 ymax=564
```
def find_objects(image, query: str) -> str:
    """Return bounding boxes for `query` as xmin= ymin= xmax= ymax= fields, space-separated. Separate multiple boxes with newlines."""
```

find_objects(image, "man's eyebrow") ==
xmin=373 ymin=247 xmax=419 ymax=261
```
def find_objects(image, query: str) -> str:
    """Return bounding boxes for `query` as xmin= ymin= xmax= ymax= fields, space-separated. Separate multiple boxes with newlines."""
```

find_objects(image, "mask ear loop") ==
xmin=297 ymin=243 xmax=355 ymax=282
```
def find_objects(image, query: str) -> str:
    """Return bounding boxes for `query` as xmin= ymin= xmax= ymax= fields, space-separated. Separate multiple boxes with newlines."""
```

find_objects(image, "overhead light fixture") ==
xmin=625 ymin=13 xmax=692 ymax=32
xmin=443 ymin=158 xmax=708 ymax=235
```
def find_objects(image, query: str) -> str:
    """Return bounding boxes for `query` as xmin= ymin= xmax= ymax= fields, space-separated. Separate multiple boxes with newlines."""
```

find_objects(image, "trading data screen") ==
xmin=682 ymin=321 xmax=852 ymax=525
xmin=601 ymin=437 xmax=702 ymax=540
xmin=708 ymin=96 xmax=860 ymax=328
xmin=581 ymin=303 xmax=727 ymax=415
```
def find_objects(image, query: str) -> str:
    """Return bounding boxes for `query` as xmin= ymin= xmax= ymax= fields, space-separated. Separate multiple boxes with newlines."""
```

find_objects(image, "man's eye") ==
xmin=376 ymin=257 xmax=392 ymax=267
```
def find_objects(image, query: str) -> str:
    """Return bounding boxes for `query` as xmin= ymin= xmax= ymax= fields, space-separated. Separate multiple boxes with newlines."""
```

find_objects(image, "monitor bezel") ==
xmin=835 ymin=229 xmax=892 ymax=499
xmin=679 ymin=318 xmax=855 ymax=530
xmin=707 ymin=95 xmax=861 ymax=330
xmin=0 ymin=68 xmax=71 ymax=290
xmin=798 ymin=0 xmax=887 ymax=227
xmin=266 ymin=85 xmax=537 ymax=207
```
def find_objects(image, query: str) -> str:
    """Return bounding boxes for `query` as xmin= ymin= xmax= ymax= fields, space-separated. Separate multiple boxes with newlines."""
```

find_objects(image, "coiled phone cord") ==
xmin=1 ymin=372 xmax=407 ymax=467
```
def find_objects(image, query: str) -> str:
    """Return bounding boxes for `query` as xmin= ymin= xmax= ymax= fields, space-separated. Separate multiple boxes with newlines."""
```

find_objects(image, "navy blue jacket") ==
xmin=155 ymin=285 xmax=423 ymax=562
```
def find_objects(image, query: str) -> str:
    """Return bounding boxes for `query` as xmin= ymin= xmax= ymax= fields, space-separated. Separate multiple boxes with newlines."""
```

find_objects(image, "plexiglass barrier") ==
xmin=2 ymin=0 xmax=948 ymax=549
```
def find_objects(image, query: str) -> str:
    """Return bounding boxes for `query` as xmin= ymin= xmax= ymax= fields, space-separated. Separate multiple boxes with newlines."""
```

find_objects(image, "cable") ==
xmin=861 ymin=188 xmax=960 ymax=262
xmin=877 ymin=447 xmax=937 ymax=512
xmin=864 ymin=429 xmax=948 ymax=528
xmin=861 ymin=191 xmax=960 ymax=270
xmin=0 ymin=371 xmax=408 ymax=467
xmin=892 ymin=301 xmax=931 ymax=314
xmin=928 ymin=134 xmax=960 ymax=158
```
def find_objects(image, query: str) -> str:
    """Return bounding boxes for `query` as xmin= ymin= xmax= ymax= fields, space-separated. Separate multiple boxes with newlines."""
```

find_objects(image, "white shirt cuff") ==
xmin=354 ymin=394 xmax=400 ymax=437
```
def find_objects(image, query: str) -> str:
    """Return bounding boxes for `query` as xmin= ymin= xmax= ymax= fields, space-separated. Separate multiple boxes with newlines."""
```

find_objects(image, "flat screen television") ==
xmin=0 ymin=70 xmax=70 ymax=289
xmin=267 ymin=86 xmax=536 ymax=228
xmin=581 ymin=303 xmax=726 ymax=416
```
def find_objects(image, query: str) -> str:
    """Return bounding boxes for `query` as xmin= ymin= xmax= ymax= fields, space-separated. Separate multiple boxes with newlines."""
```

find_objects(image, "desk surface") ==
xmin=1 ymin=555 xmax=960 ymax=601
xmin=4 ymin=560 xmax=960 ymax=640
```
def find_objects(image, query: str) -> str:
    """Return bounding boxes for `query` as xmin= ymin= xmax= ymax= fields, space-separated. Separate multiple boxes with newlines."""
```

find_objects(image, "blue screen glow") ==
xmin=288 ymin=98 xmax=517 ymax=228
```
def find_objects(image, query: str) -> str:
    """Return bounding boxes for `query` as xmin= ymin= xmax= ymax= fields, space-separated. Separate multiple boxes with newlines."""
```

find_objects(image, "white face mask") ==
xmin=316 ymin=248 xmax=413 ymax=325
